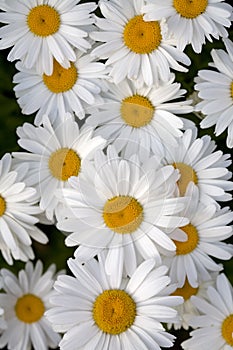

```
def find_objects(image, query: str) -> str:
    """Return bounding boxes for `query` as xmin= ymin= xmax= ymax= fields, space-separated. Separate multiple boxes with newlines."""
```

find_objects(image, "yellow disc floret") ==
xmin=173 ymin=224 xmax=199 ymax=255
xmin=93 ymin=289 xmax=136 ymax=334
xmin=0 ymin=196 xmax=6 ymax=216
xmin=222 ymin=314 xmax=233 ymax=346
xmin=103 ymin=195 xmax=143 ymax=234
xmin=43 ymin=60 xmax=78 ymax=94
xmin=123 ymin=15 xmax=162 ymax=54
xmin=49 ymin=148 xmax=81 ymax=181
xmin=27 ymin=5 xmax=60 ymax=37
xmin=230 ymin=82 xmax=233 ymax=99
xmin=173 ymin=0 xmax=208 ymax=19
xmin=171 ymin=279 xmax=199 ymax=300
xmin=121 ymin=95 xmax=155 ymax=128
xmin=173 ymin=162 xmax=198 ymax=196
xmin=15 ymin=294 xmax=45 ymax=323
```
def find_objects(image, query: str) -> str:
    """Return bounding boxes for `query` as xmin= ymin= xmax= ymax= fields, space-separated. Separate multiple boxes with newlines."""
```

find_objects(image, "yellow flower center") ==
xmin=43 ymin=60 xmax=78 ymax=94
xmin=171 ymin=279 xmax=199 ymax=301
xmin=222 ymin=315 xmax=233 ymax=346
xmin=173 ymin=162 xmax=198 ymax=196
xmin=123 ymin=15 xmax=162 ymax=54
xmin=0 ymin=196 xmax=6 ymax=216
xmin=173 ymin=224 xmax=199 ymax=255
xmin=49 ymin=148 xmax=81 ymax=181
xmin=103 ymin=196 xmax=143 ymax=234
xmin=27 ymin=5 xmax=60 ymax=37
xmin=120 ymin=95 xmax=155 ymax=128
xmin=93 ymin=289 xmax=136 ymax=335
xmin=173 ymin=0 xmax=208 ymax=19
xmin=230 ymin=82 xmax=233 ymax=99
xmin=15 ymin=294 xmax=45 ymax=323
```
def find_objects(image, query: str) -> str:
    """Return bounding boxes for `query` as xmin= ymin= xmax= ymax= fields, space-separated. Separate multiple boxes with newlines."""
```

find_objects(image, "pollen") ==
xmin=171 ymin=279 xmax=199 ymax=301
xmin=121 ymin=95 xmax=155 ymax=128
xmin=173 ymin=224 xmax=199 ymax=255
xmin=15 ymin=294 xmax=45 ymax=323
xmin=27 ymin=5 xmax=60 ymax=37
xmin=49 ymin=148 xmax=81 ymax=181
xmin=230 ymin=82 xmax=233 ymax=99
xmin=222 ymin=314 xmax=233 ymax=346
xmin=93 ymin=289 xmax=136 ymax=335
xmin=103 ymin=196 xmax=143 ymax=234
xmin=0 ymin=196 xmax=6 ymax=216
xmin=173 ymin=162 xmax=198 ymax=196
xmin=123 ymin=15 xmax=162 ymax=54
xmin=43 ymin=60 xmax=78 ymax=94
xmin=173 ymin=0 xmax=208 ymax=19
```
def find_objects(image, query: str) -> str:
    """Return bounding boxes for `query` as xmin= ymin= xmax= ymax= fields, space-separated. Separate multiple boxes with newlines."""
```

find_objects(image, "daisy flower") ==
xmin=46 ymin=255 xmax=183 ymax=350
xmin=13 ymin=51 xmax=107 ymax=125
xmin=162 ymin=127 xmax=233 ymax=204
xmin=163 ymin=182 xmax=233 ymax=288
xmin=182 ymin=273 xmax=233 ymax=350
xmin=12 ymin=114 xmax=106 ymax=221
xmin=0 ymin=0 xmax=97 ymax=75
xmin=90 ymin=0 xmax=191 ymax=87
xmin=57 ymin=146 xmax=189 ymax=285
xmin=0 ymin=260 xmax=60 ymax=350
xmin=169 ymin=273 xmax=217 ymax=330
xmin=0 ymin=153 xmax=48 ymax=265
xmin=143 ymin=0 xmax=232 ymax=53
xmin=86 ymin=74 xmax=194 ymax=154
xmin=195 ymin=38 xmax=233 ymax=148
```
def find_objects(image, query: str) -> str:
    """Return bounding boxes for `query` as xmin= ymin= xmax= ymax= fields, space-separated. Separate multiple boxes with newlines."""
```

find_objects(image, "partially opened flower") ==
xmin=0 ymin=153 xmax=47 ymax=265
xmin=12 ymin=114 xmax=106 ymax=221
xmin=182 ymin=273 xmax=233 ymax=350
xmin=143 ymin=0 xmax=232 ymax=53
xmin=46 ymin=256 xmax=183 ymax=350
xmin=0 ymin=260 xmax=60 ymax=350
xmin=13 ymin=51 xmax=107 ymax=125
xmin=0 ymin=0 xmax=97 ymax=75
xmin=195 ymin=38 xmax=233 ymax=148
xmin=87 ymin=74 xmax=193 ymax=153
xmin=90 ymin=0 xmax=190 ymax=87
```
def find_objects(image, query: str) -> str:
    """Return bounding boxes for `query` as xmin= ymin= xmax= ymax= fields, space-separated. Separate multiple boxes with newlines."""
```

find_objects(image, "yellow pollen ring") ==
xmin=49 ymin=148 xmax=81 ymax=181
xmin=123 ymin=15 xmax=162 ymax=54
xmin=121 ymin=95 xmax=155 ymax=128
xmin=173 ymin=162 xmax=198 ymax=196
xmin=222 ymin=314 xmax=233 ymax=346
xmin=43 ymin=60 xmax=78 ymax=94
xmin=171 ymin=279 xmax=199 ymax=301
xmin=93 ymin=289 xmax=136 ymax=334
xmin=230 ymin=82 xmax=233 ymax=99
xmin=173 ymin=0 xmax=208 ymax=19
xmin=103 ymin=195 xmax=143 ymax=234
xmin=15 ymin=294 xmax=45 ymax=323
xmin=0 ymin=196 xmax=6 ymax=216
xmin=27 ymin=5 xmax=60 ymax=37
xmin=173 ymin=224 xmax=199 ymax=255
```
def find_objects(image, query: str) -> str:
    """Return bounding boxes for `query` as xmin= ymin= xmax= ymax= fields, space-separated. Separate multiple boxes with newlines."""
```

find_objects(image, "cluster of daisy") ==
xmin=0 ymin=0 xmax=232 ymax=349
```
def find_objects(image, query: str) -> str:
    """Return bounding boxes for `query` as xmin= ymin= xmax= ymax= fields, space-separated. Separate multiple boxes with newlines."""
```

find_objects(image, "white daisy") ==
xmin=12 ymin=114 xmax=106 ymax=222
xmin=143 ymin=0 xmax=232 ymax=53
xmin=46 ymin=255 xmax=183 ymax=350
xmin=182 ymin=273 xmax=233 ymax=350
xmin=163 ymin=182 xmax=233 ymax=288
xmin=0 ymin=278 xmax=6 ymax=331
xmin=0 ymin=0 xmax=97 ymax=75
xmin=195 ymin=38 xmax=233 ymax=148
xmin=57 ymin=146 xmax=189 ymax=285
xmin=13 ymin=50 xmax=107 ymax=125
xmin=162 ymin=127 xmax=233 ymax=204
xmin=0 ymin=260 xmax=60 ymax=350
xmin=90 ymin=0 xmax=191 ymax=87
xmin=168 ymin=273 xmax=218 ymax=330
xmin=0 ymin=153 xmax=48 ymax=265
xmin=86 ymin=74 xmax=194 ymax=154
